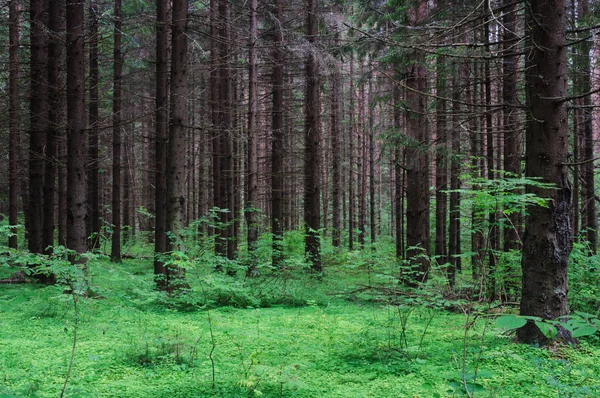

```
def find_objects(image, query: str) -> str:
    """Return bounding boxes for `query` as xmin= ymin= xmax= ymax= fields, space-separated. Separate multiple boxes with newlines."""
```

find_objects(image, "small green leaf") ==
xmin=572 ymin=326 xmax=597 ymax=338
xmin=535 ymin=322 xmax=557 ymax=339
xmin=496 ymin=315 xmax=527 ymax=330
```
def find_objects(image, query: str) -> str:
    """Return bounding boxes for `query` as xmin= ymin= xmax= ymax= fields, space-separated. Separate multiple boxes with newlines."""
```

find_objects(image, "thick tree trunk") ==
xmin=28 ymin=0 xmax=47 ymax=254
xmin=42 ymin=0 xmax=65 ymax=263
xmin=448 ymin=66 xmax=462 ymax=285
xmin=348 ymin=55 xmax=355 ymax=251
xmin=304 ymin=0 xmax=322 ymax=272
xmin=8 ymin=0 xmax=20 ymax=250
xmin=66 ymin=0 xmax=87 ymax=266
xmin=271 ymin=0 xmax=284 ymax=268
xmin=87 ymin=0 xmax=101 ymax=250
xmin=154 ymin=0 xmax=169 ymax=287
xmin=111 ymin=0 xmax=122 ymax=263
xmin=518 ymin=0 xmax=572 ymax=345
xmin=164 ymin=0 xmax=189 ymax=289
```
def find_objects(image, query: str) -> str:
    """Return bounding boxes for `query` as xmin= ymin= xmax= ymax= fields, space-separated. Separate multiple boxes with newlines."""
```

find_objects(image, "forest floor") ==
xmin=1 ymin=256 xmax=600 ymax=397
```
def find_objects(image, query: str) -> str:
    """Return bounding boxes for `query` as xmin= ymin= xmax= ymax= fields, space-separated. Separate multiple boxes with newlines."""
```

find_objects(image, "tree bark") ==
xmin=304 ymin=0 xmax=322 ymax=272
xmin=518 ymin=0 xmax=572 ymax=345
xmin=28 ymin=0 xmax=47 ymax=254
xmin=111 ymin=0 xmax=122 ymax=263
xmin=331 ymin=26 xmax=342 ymax=248
xmin=87 ymin=0 xmax=101 ymax=250
xmin=8 ymin=0 xmax=21 ymax=250
xmin=66 ymin=0 xmax=87 ymax=266
xmin=435 ymin=56 xmax=448 ymax=278
xmin=271 ymin=0 xmax=285 ymax=269
xmin=165 ymin=0 xmax=189 ymax=289
xmin=154 ymin=0 xmax=169 ymax=287
xmin=245 ymin=0 xmax=259 ymax=274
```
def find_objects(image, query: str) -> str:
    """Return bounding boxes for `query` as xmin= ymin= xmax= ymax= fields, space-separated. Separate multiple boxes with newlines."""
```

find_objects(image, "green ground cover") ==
xmin=1 ymin=256 xmax=599 ymax=397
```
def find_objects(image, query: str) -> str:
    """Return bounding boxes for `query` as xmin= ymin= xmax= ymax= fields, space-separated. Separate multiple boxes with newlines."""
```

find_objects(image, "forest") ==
xmin=1 ymin=0 xmax=600 ymax=396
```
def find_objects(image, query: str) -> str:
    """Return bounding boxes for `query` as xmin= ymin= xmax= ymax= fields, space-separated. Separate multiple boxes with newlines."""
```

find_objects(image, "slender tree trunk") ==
xmin=484 ymin=19 xmax=498 ymax=300
xmin=111 ymin=0 xmax=122 ymax=263
xmin=164 ymin=0 xmax=189 ymax=290
xmin=348 ymin=54 xmax=355 ymax=251
xmin=154 ymin=0 xmax=169 ymax=287
xmin=368 ymin=74 xmax=376 ymax=245
xmin=245 ymin=0 xmax=259 ymax=273
xmin=304 ymin=0 xmax=322 ymax=271
xmin=28 ymin=0 xmax=47 ymax=254
xmin=87 ymin=0 xmax=100 ymax=250
xmin=404 ymin=64 xmax=430 ymax=284
xmin=503 ymin=0 xmax=522 ymax=252
xmin=448 ymin=64 xmax=462 ymax=284
xmin=579 ymin=0 xmax=597 ymax=253
xmin=271 ymin=0 xmax=285 ymax=268
xmin=331 ymin=27 xmax=342 ymax=248
xmin=66 ymin=0 xmax=87 ymax=266
xmin=8 ymin=0 xmax=21 ymax=249
xmin=393 ymin=85 xmax=403 ymax=259
xmin=518 ymin=0 xmax=572 ymax=344
xmin=435 ymin=56 xmax=448 ymax=279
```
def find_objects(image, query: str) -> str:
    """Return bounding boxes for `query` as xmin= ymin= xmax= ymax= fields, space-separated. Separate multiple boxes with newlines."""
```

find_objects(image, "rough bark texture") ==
xmin=304 ymin=0 xmax=322 ymax=272
xmin=579 ymin=0 xmax=597 ymax=253
xmin=111 ymin=0 xmax=122 ymax=263
xmin=87 ymin=0 xmax=101 ymax=250
xmin=154 ymin=0 xmax=169 ymax=287
xmin=331 ymin=27 xmax=342 ymax=248
xmin=43 ymin=0 xmax=65 ymax=263
xmin=518 ymin=0 xmax=572 ymax=345
xmin=502 ymin=0 xmax=522 ymax=252
xmin=435 ymin=56 xmax=448 ymax=274
xmin=404 ymin=63 xmax=430 ymax=284
xmin=8 ymin=0 xmax=20 ymax=249
xmin=245 ymin=0 xmax=259 ymax=274
xmin=28 ymin=0 xmax=47 ymax=254
xmin=165 ymin=0 xmax=189 ymax=289
xmin=271 ymin=0 xmax=285 ymax=268
xmin=66 ymin=0 xmax=88 ymax=264
xmin=448 ymin=66 xmax=462 ymax=284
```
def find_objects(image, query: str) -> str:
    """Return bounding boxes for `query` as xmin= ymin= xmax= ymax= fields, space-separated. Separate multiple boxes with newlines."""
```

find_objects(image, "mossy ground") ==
xmin=1 ymin=257 xmax=599 ymax=397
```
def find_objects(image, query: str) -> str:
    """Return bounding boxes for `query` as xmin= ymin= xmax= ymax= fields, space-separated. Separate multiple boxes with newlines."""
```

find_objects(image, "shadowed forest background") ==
xmin=1 ymin=0 xmax=600 ymax=396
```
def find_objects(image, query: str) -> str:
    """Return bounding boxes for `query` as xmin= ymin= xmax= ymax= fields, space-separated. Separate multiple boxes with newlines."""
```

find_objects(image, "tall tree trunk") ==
xmin=518 ymin=0 xmax=572 ymax=345
xmin=304 ymin=0 xmax=322 ymax=272
xmin=8 ymin=0 xmax=21 ymax=249
xmin=404 ymin=65 xmax=430 ymax=284
xmin=66 ymin=0 xmax=87 ymax=266
xmin=164 ymin=0 xmax=189 ymax=289
xmin=368 ymin=75 xmax=376 ymax=245
xmin=503 ymin=0 xmax=522 ymax=252
xmin=393 ymin=85 xmax=403 ymax=259
xmin=448 ymin=63 xmax=462 ymax=285
xmin=111 ymin=0 xmax=122 ymax=263
xmin=28 ymin=0 xmax=47 ymax=254
xmin=154 ymin=0 xmax=169 ymax=287
xmin=435 ymin=56 xmax=448 ymax=278
xmin=87 ymin=0 xmax=100 ymax=250
xmin=348 ymin=54 xmax=355 ymax=251
xmin=484 ymin=19 xmax=498 ymax=300
xmin=245 ymin=0 xmax=259 ymax=272
xmin=271 ymin=0 xmax=285 ymax=268
xmin=331 ymin=26 xmax=342 ymax=248
xmin=579 ymin=0 xmax=597 ymax=253
xmin=43 ymin=0 xmax=65 ymax=262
